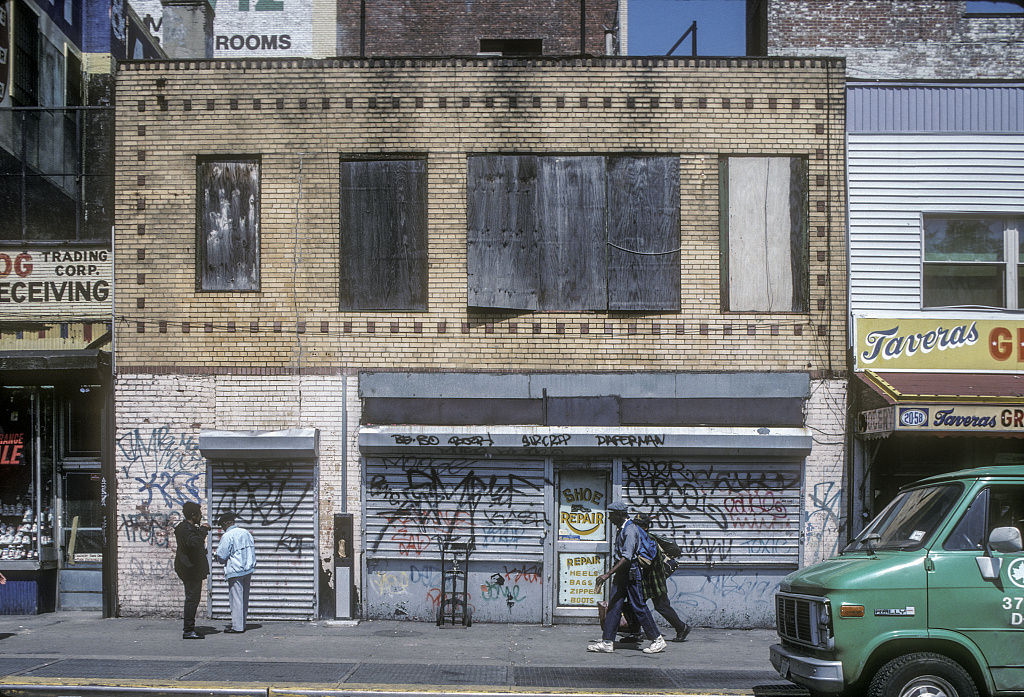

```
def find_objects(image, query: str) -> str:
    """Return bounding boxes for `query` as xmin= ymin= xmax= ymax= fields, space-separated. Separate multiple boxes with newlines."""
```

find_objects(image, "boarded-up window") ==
xmin=197 ymin=158 xmax=261 ymax=292
xmin=467 ymin=155 xmax=680 ymax=311
xmin=720 ymin=157 xmax=807 ymax=312
xmin=339 ymin=159 xmax=427 ymax=310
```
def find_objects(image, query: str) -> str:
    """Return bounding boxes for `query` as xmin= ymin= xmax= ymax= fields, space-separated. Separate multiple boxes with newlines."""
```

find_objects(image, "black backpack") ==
xmin=650 ymin=532 xmax=682 ymax=559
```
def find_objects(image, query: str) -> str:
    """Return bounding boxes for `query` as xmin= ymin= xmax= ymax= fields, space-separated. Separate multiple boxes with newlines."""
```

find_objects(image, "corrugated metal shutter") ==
xmin=365 ymin=456 xmax=546 ymax=563
xmin=849 ymin=134 xmax=1024 ymax=313
xmin=621 ymin=457 xmax=802 ymax=566
xmin=208 ymin=461 xmax=317 ymax=620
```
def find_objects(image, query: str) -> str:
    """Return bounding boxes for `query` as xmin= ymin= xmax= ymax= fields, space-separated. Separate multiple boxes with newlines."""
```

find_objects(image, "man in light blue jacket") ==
xmin=215 ymin=511 xmax=256 ymax=633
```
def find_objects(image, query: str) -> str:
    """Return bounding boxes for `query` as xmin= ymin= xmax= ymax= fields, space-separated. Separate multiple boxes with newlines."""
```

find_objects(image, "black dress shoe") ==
xmin=671 ymin=624 xmax=692 ymax=642
xmin=182 ymin=631 xmax=203 ymax=639
xmin=223 ymin=627 xmax=245 ymax=634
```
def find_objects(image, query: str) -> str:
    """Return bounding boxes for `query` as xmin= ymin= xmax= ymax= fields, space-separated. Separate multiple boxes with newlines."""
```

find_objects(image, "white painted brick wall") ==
xmin=115 ymin=373 xmax=352 ymax=617
xmin=802 ymin=378 xmax=847 ymax=566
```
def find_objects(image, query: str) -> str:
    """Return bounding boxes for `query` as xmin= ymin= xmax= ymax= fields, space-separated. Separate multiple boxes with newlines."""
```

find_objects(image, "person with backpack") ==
xmin=633 ymin=513 xmax=691 ymax=642
xmin=587 ymin=502 xmax=666 ymax=654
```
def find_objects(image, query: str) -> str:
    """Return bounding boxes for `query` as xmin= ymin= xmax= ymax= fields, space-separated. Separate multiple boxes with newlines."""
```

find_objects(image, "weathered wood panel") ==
xmin=606 ymin=156 xmax=680 ymax=311
xmin=466 ymin=155 xmax=540 ymax=310
xmin=726 ymin=157 xmax=804 ymax=312
xmin=788 ymin=158 xmax=808 ymax=312
xmin=197 ymin=159 xmax=260 ymax=292
xmin=339 ymin=159 xmax=427 ymax=310
xmin=536 ymin=156 xmax=606 ymax=310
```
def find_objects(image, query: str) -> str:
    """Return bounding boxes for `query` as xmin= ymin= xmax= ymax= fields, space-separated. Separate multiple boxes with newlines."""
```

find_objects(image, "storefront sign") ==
xmin=857 ymin=407 xmax=894 ymax=436
xmin=895 ymin=404 xmax=1024 ymax=433
xmin=558 ymin=553 xmax=604 ymax=607
xmin=854 ymin=316 xmax=1024 ymax=372
xmin=133 ymin=0 xmax=312 ymax=57
xmin=558 ymin=471 xmax=606 ymax=541
xmin=0 ymin=432 xmax=25 ymax=465
xmin=0 ymin=248 xmax=111 ymax=319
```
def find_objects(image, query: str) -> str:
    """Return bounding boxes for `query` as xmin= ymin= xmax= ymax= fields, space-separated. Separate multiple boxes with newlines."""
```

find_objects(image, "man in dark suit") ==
xmin=174 ymin=501 xmax=210 ymax=639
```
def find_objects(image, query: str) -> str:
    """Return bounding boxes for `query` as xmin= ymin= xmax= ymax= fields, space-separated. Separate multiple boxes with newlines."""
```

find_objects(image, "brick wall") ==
xmin=114 ymin=57 xmax=847 ymax=376
xmin=336 ymin=0 xmax=618 ymax=57
xmin=802 ymin=378 xmax=847 ymax=566
xmin=768 ymin=0 xmax=1024 ymax=80
xmin=115 ymin=373 xmax=354 ymax=617
xmin=114 ymin=57 xmax=848 ymax=617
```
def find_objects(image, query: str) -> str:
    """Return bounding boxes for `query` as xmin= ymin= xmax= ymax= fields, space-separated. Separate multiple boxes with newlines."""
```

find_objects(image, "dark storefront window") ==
xmin=64 ymin=386 xmax=103 ymax=456
xmin=12 ymin=0 xmax=39 ymax=107
xmin=62 ymin=472 xmax=103 ymax=559
xmin=0 ymin=387 xmax=53 ymax=563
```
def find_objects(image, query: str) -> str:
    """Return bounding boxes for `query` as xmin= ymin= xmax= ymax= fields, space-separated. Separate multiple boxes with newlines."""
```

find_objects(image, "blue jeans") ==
xmin=602 ymin=565 xmax=660 ymax=642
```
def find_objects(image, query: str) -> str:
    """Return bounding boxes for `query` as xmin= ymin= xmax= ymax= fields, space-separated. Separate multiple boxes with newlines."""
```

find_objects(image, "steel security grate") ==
xmin=181 ymin=661 xmax=355 ymax=683
xmin=21 ymin=659 xmax=199 ymax=679
xmin=346 ymin=663 xmax=509 ymax=685
xmin=0 ymin=658 xmax=53 ymax=676
xmin=514 ymin=666 xmax=676 ymax=689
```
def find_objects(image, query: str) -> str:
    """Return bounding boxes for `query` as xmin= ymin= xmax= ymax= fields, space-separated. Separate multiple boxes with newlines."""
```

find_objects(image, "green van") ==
xmin=770 ymin=466 xmax=1024 ymax=697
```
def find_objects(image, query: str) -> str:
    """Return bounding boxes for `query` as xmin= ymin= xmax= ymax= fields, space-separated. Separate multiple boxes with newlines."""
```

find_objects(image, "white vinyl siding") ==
xmin=848 ymin=134 xmax=1024 ymax=313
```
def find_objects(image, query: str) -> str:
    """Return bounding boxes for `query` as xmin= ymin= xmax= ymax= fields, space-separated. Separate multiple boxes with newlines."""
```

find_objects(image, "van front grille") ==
xmin=776 ymin=593 xmax=826 ymax=648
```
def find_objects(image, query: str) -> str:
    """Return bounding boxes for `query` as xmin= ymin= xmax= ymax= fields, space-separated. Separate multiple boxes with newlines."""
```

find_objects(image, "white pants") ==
xmin=227 ymin=573 xmax=251 ymax=631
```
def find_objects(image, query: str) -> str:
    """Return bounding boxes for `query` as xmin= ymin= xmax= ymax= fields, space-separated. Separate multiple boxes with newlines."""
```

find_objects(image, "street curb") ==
xmin=0 ymin=681 xmax=765 ymax=697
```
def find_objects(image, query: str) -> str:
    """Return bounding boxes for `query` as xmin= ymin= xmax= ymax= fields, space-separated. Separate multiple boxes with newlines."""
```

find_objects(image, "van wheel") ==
xmin=868 ymin=652 xmax=978 ymax=697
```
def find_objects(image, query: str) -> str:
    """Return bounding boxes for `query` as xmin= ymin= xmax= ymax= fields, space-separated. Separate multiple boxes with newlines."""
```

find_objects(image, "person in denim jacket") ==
xmin=214 ymin=511 xmax=256 ymax=633
xmin=587 ymin=502 xmax=665 ymax=654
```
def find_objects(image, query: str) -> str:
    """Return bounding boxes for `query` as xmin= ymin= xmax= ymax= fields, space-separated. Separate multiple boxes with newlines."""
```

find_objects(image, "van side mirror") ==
xmin=989 ymin=526 xmax=1024 ymax=554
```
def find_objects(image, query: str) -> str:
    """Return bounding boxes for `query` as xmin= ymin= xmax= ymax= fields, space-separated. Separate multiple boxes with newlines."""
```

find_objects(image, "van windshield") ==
xmin=845 ymin=483 xmax=964 ymax=553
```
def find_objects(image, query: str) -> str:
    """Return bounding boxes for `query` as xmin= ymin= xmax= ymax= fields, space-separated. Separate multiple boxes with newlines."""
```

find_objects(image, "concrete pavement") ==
xmin=0 ymin=614 xmax=805 ymax=697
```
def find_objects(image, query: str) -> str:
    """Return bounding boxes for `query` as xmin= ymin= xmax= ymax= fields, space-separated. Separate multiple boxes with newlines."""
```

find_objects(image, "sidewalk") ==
xmin=0 ymin=614 xmax=804 ymax=697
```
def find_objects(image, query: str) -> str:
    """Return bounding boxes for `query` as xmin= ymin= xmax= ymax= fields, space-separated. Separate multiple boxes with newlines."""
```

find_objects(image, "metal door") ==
xmin=207 ymin=460 xmax=317 ymax=620
xmin=553 ymin=465 xmax=610 ymax=620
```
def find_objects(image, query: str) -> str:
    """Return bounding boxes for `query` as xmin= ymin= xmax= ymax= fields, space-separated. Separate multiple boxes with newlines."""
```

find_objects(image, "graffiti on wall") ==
xmin=211 ymin=463 xmax=314 ymax=554
xmin=624 ymin=458 xmax=800 ymax=565
xmin=118 ymin=427 xmax=205 ymax=509
xmin=367 ymin=457 xmax=548 ymax=555
xmin=805 ymin=480 xmax=843 ymax=562
xmin=119 ymin=507 xmax=180 ymax=547
xmin=665 ymin=569 xmax=781 ymax=627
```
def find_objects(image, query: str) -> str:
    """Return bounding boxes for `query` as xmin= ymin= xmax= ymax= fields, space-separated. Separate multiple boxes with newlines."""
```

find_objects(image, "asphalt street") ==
xmin=0 ymin=613 xmax=806 ymax=697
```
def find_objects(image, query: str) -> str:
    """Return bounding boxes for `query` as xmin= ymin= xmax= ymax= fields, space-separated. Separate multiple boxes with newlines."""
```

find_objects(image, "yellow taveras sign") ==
xmin=854 ymin=316 xmax=1024 ymax=373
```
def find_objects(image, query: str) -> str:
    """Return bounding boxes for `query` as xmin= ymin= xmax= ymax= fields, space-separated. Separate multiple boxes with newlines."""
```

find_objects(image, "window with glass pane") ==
xmin=923 ymin=217 xmax=1008 ymax=308
xmin=1019 ymin=232 xmax=1024 ymax=310
xmin=62 ymin=472 xmax=103 ymax=557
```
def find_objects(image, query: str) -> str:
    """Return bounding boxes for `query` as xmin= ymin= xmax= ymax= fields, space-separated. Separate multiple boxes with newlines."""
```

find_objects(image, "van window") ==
xmin=944 ymin=488 xmax=988 ymax=551
xmin=944 ymin=485 xmax=1024 ymax=552
xmin=846 ymin=483 xmax=963 ymax=552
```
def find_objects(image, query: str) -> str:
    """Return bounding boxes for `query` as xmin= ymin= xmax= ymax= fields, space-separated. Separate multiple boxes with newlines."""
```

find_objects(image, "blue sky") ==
xmin=628 ymin=0 xmax=748 ymax=56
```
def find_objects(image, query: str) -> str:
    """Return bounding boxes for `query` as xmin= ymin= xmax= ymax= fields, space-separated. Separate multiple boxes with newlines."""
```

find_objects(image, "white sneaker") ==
xmin=643 ymin=636 xmax=667 ymax=654
xmin=587 ymin=640 xmax=614 ymax=653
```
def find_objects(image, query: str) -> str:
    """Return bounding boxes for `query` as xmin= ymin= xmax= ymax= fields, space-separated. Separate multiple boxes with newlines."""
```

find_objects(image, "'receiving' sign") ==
xmin=0 ymin=248 xmax=111 ymax=319
xmin=854 ymin=316 xmax=1024 ymax=373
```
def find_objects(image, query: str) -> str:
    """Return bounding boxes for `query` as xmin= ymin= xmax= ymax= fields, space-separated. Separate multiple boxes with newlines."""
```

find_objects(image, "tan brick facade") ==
xmin=115 ymin=57 xmax=846 ymax=374
xmin=114 ymin=57 xmax=848 ymax=623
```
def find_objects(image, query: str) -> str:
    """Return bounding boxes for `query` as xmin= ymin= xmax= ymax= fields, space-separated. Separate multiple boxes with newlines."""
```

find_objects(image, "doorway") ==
xmin=553 ymin=465 xmax=610 ymax=621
